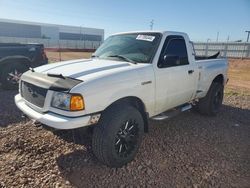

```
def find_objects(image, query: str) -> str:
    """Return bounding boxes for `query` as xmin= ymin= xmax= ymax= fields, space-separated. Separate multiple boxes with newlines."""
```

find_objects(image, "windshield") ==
xmin=94 ymin=33 xmax=162 ymax=63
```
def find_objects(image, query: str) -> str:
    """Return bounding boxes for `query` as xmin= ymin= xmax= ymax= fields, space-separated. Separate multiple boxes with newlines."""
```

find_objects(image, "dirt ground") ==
xmin=46 ymin=51 xmax=92 ymax=62
xmin=227 ymin=58 xmax=250 ymax=94
xmin=0 ymin=55 xmax=249 ymax=187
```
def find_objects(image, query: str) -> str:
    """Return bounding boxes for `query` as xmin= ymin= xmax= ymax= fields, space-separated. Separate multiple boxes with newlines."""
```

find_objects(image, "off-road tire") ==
xmin=92 ymin=105 xmax=144 ymax=168
xmin=0 ymin=63 xmax=28 ymax=90
xmin=197 ymin=82 xmax=224 ymax=116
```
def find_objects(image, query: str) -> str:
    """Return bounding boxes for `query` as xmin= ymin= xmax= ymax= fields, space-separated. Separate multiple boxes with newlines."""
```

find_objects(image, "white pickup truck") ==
xmin=15 ymin=31 xmax=228 ymax=167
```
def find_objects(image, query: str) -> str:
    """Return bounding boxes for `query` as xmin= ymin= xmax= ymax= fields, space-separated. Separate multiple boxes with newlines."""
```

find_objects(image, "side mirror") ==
xmin=162 ymin=55 xmax=181 ymax=67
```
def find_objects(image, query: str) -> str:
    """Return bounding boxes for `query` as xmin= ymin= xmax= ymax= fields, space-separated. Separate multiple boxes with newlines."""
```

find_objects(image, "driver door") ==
xmin=154 ymin=35 xmax=197 ymax=114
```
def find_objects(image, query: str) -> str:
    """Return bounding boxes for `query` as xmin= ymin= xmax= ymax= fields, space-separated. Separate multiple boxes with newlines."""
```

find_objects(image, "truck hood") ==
xmin=34 ymin=58 xmax=141 ymax=81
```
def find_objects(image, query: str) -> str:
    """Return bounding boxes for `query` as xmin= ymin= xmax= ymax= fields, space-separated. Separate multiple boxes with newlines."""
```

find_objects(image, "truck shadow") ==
xmin=0 ymin=88 xmax=25 ymax=127
xmin=51 ymin=127 xmax=93 ymax=146
xmin=56 ymin=149 xmax=107 ymax=187
xmin=55 ymin=128 xmax=109 ymax=187
xmin=55 ymin=104 xmax=250 ymax=187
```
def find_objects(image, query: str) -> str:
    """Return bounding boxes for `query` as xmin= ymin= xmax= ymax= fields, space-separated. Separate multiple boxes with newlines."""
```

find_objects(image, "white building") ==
xmin=0 ymin=18 xmax=104 ymax=49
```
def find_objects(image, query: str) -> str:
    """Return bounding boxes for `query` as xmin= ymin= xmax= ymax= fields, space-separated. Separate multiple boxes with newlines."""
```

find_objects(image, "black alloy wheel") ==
xmin=92 ymin=105 xmax=144 ymax=167
xmin=114 ymin=119 xmax=139 ymax=158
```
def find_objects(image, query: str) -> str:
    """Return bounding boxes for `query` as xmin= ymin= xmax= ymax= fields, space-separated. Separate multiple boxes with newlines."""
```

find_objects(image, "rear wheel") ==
xmin=92 ymin=105 xmax=144 ymax=167
xmin=197 ymin=82 xmax=224 ymax=116
xmin=1 ymin=63 xmax=28 ymax=90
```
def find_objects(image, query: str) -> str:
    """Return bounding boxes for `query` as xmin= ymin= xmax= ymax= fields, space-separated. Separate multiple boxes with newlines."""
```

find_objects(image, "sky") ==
xmin=0 ymin=0 xmax=249 ymax=42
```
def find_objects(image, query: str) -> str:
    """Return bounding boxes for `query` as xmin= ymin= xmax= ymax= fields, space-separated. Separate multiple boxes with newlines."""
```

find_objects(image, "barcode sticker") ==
xmin=136 ymin=35 xmax=155 ymax=42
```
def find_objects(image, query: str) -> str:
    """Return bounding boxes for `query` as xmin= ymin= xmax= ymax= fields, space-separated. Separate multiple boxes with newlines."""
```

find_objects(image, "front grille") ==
xmin=21 ymin=81 xmax=48 ymax=108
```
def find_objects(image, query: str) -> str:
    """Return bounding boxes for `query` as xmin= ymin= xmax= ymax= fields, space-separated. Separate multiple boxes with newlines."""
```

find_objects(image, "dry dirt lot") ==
xmin=227 ymin=58 xmax=250 ymax=94
xmin=0 ymin=55 xmax=249 ymax=187
xmin=46 ymin=51 xmax=92 ymax=62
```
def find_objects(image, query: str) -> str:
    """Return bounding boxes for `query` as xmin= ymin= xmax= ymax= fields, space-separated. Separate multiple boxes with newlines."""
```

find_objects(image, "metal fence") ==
xmin=0 ymin=36 xmax=250 ymax=58
xmin=0 ymin=36 xmax=102 ymax=50
xmin=193 ymin=42 xmax=250 ymax=58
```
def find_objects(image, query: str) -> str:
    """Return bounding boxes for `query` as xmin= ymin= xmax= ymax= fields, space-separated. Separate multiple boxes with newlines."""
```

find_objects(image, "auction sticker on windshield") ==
xmin=136 ymin=35 xmax=155 ymax=42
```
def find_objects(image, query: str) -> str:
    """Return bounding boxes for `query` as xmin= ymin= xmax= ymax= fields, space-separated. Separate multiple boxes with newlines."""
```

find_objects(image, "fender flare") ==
xmin=0 ymin=56 xmax=31 ymax=76
xmin=103 ymin=96 xmax=149 ymax=133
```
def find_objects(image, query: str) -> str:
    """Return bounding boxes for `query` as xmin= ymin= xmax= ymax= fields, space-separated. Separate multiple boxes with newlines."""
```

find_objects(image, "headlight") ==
xmin=51 ymin=92 xmax=85 ymax=111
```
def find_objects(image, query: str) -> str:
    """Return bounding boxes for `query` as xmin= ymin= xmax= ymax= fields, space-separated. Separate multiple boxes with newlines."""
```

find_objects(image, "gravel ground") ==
xmin=0 ymin=90 xmax=249 ymax=188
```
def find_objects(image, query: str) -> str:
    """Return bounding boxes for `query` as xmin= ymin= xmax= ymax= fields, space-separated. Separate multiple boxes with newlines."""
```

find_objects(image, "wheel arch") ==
xmin=197 ymin=74 xmax=224 ymax=116
xmin=0 ymin=56 xmax=31 ymax=68
xmin=103 ymin=96 xmax=149 ymax=133
xmin=0 ymin=57 xmax=31 ymax=78
xmin=212 ymin=74 xmax=224 ymax=85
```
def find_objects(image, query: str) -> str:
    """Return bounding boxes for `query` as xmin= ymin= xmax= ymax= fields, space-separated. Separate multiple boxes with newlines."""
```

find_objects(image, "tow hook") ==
xmin=21 ymin=113 xmax=28 ymax=119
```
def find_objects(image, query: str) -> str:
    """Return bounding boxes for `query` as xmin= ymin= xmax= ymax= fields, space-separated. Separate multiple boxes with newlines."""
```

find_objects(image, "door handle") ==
xmin=188 ymin=70 xmax=194 ymax=74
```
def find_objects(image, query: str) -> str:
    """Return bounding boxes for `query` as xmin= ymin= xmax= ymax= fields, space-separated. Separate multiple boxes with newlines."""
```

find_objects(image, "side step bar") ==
xmin=151 ymin=104 xmax=192 ymax=121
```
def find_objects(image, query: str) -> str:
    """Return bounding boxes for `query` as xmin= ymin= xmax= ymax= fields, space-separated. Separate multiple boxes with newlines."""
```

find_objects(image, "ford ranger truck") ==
xmin=15 ymin=31 xmax=228 ymax=167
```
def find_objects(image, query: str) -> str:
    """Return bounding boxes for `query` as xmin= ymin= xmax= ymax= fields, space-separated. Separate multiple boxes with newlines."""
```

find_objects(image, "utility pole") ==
xmin=245 ymin=30 xmax=250 ymax=42
xmin=150 ymin=19 xmax=154 ymax=30
xmin=205 ymin=38 xmax=211 ymax=56
xmin=80 ymin=26 xmax=82 ymax=40
xmin=80 ymin=25 xmax=85 ymax=49
xmin=216 ymin=31 xmax=219 ymax=42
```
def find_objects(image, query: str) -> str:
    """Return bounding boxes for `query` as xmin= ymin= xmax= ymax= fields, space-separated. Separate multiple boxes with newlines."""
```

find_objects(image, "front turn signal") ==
xmin=70 ymin=95 xmax=85 ymax=111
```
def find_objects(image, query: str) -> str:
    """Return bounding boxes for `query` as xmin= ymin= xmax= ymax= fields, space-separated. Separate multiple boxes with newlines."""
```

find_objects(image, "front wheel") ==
xmin=197 ymin=82 xmax=224 ymax=116
xmin=92 ymin=105 xmax=144 ymax=167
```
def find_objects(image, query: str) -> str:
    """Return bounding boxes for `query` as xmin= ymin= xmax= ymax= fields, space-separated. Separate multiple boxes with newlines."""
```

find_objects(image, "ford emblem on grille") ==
xmin=21 ymin=81 xmax=47 ymax=108
xmin=28 ymin=86 xmax=38 ymax=98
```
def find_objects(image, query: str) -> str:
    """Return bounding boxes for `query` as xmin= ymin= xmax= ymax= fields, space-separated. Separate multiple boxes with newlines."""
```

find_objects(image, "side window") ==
xmin=158 ymin=37 xmax=189 ymax=68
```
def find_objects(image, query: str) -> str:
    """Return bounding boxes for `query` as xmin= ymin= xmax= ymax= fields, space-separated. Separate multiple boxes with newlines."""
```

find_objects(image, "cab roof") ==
xmin=112 ymin=30 xmax=187 ymax=36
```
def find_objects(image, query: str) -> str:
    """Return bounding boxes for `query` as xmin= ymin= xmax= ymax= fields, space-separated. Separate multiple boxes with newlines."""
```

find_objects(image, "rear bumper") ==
xmin=15 ymin=94 xmax=100 ymax=129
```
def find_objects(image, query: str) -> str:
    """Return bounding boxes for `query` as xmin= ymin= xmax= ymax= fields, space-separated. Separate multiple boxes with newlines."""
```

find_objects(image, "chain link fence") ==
xmin=193 ymin=42 xmax=250 ymax=58
xmin=0 ymin=36 xmax=250 ymax=58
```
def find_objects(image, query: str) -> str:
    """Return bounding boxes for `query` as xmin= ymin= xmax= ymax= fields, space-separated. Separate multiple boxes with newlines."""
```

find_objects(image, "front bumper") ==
xmin=15 ymin=94 xmax=99 ymax=129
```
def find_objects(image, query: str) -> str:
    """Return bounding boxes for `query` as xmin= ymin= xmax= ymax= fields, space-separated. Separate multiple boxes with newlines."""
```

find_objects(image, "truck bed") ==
xmin=195 ymin=58 xmax=228 ymax=98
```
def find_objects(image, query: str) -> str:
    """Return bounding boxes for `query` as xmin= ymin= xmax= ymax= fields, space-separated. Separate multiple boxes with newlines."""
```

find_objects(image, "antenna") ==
xmin=150 ymin=19 xmax=154 ymax=30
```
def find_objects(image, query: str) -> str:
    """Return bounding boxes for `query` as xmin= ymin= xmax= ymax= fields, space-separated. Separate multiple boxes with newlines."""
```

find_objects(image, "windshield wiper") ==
xmin=108 ymin=55 xmax=137 ymax=64
xmin=29 ymin=67 xmax=35 ymax=72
